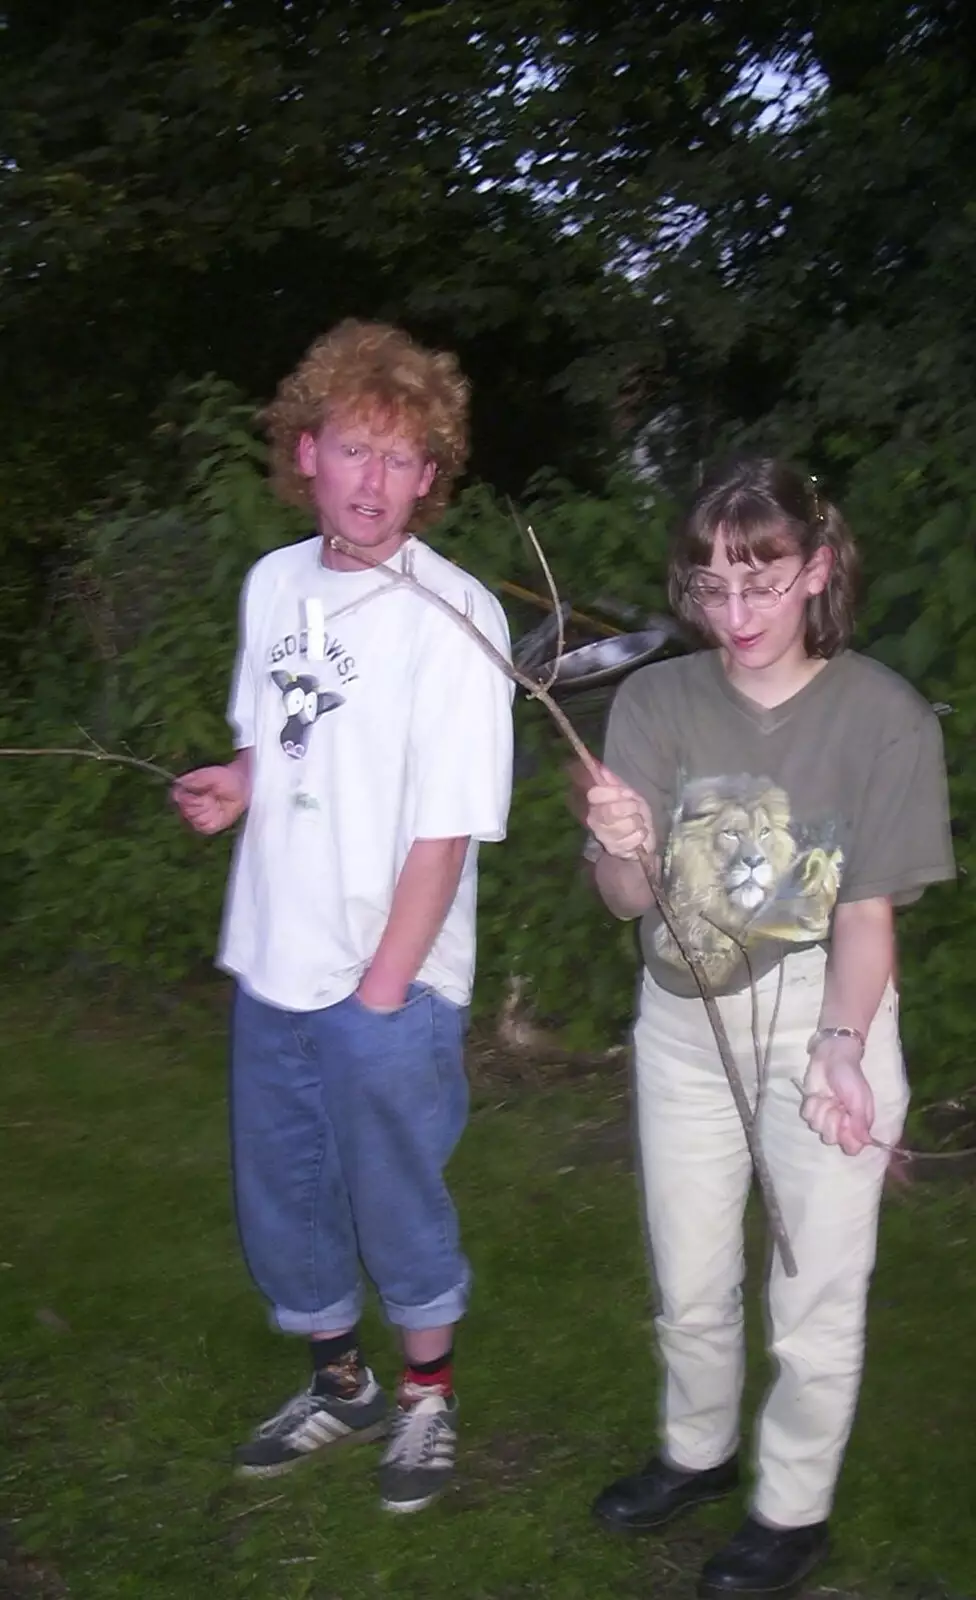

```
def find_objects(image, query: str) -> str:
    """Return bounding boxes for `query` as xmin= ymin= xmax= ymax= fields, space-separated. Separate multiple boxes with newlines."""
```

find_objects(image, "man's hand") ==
xmin=172 ymin=762 xmax=250 ymax=835
xmin=585 ymin=763 xmax=655 ymax=861
xmin=801 ymin=1037 xmax=875 ymax=1157
xmin=355 ymin=970 xmax=408 ymax=1014
xmin=349 ymin=836 xmax=468 ymax=1016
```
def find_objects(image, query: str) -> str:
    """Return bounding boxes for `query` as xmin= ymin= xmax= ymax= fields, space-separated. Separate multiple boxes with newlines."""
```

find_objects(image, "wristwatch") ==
xmin=807 ymin=1025 xmax=866 ymax=1053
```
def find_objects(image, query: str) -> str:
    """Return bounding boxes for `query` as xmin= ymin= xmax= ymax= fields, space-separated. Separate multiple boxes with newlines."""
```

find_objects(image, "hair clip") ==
xmin=809 ymin=473 xmax=825 ymax=526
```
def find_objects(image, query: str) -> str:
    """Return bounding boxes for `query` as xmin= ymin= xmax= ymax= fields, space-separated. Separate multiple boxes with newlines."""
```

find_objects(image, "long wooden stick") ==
xmin=329 ymin=533 xmax=798 ymax=1276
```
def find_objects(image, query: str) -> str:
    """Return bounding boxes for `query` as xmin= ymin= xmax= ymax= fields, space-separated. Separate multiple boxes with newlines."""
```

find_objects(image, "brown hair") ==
xmin=264 ymin=319 xmax=470 ymax=532
xmin=667 ymin=457 xmax=859 ymax=658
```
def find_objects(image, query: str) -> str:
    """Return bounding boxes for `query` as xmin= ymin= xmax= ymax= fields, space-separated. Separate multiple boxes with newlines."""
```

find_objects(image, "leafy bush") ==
xmin=0 ymin=381 xmax=972 ymax=1093
xmin=845 ymin=449 xmax=976 ymax=1104
xmin=0 ymin=382 xmax=663 ymax=1039
xmin=0 ymin=384 xmax=295 ymax=980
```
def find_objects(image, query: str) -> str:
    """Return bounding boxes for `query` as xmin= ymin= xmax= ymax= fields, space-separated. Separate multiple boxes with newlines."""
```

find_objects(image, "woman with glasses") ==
xmin=578 ymin=458 xmax=954 ymax=1598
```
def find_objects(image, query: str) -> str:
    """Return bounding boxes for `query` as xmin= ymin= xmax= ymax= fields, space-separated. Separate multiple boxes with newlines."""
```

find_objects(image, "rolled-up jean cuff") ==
xmin=271 ymin=1288 xmax=365 ymax=1336
xmin=383 ymin=1275 xmax=471 ymax=1331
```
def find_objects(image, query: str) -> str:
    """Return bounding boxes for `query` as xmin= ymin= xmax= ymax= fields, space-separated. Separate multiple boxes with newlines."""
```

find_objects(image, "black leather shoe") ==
xmin=592 ymin=1453 xmax=739 ymax=1533
xmin=698 ymin=1515 xmax=830 ymax=1598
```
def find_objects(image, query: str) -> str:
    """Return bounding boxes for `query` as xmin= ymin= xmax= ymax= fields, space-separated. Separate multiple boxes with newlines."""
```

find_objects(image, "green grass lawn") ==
xmin=0 ymin=984 xmax=973 ymax=1600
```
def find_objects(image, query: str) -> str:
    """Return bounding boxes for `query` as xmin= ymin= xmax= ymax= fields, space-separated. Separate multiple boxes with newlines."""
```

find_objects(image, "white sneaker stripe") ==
xmin=296 ymin=1412 xmax=354 ymax=1449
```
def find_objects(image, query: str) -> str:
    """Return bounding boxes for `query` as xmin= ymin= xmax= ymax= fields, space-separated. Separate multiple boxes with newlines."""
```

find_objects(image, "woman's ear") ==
xmin=806 ymin=543 xmax=834 ymax=596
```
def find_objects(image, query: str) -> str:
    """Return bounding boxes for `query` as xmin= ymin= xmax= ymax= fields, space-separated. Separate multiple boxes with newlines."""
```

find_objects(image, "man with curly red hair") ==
xmin=174 ymin=320 xmax=514 ymax=1513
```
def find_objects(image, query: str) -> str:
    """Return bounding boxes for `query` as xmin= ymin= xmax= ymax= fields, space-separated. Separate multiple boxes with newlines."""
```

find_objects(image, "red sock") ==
xmin=401 ymin=1351 xmax=453 ymax=1400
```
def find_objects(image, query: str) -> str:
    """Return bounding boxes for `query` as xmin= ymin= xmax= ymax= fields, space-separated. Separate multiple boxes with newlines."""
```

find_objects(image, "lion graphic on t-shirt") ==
xmin=654 ymin=775 xmax=843 ymax=985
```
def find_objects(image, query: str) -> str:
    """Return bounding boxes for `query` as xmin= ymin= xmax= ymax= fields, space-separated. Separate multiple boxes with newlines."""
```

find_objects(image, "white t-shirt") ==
xmin=217 ymin=534 xmax=515 ymax=1011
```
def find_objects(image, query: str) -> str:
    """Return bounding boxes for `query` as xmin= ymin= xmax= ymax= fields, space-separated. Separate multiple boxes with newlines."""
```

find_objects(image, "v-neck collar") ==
xmin=705 ymin=649 xmax=845 ymax=735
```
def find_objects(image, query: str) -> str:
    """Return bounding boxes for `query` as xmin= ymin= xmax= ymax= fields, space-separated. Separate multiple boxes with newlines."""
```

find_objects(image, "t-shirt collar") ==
xmin=706 ymin=648 xmax=845 ymax=734
xmin=315 ymin=533 xmax=416 ymax=576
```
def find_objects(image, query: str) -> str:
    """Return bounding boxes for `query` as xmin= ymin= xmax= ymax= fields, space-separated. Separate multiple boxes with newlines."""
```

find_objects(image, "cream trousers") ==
xmin=633 ymin=944 xmax=908 ymax=1528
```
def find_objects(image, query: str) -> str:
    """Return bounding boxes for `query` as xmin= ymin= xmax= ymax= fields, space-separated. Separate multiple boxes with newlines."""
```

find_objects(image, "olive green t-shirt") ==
xmin=602 ymin=649 xmax=956 ymax=998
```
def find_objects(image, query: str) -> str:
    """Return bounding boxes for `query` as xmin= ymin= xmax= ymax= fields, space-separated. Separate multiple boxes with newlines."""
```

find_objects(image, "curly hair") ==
xmin=264 ymin=320 xmax=470 ymax=532
xmin=667 ymin=457 xmax=860 ymax=658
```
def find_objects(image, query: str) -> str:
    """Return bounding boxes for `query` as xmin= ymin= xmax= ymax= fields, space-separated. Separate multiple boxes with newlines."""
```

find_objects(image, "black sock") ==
xmin=406 ymin=1348 xmax=454 ymax=1377
xmin=309 ymin=1329 xmax=364 ymax=1397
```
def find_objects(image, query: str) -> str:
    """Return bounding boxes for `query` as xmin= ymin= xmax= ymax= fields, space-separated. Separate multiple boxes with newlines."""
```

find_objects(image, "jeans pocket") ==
xmin=350 ymin=982 xmax=433 ymax=1019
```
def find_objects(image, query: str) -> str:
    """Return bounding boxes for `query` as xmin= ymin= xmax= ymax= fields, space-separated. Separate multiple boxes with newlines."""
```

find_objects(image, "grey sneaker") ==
xmin=378 ymin=1383 xmax=458 ymax=1514
xmin=235 ymin=1368 xmax=388 ymax=1478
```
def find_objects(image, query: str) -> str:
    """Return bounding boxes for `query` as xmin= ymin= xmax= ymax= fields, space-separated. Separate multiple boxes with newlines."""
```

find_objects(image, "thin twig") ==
xmin=524 ymin=525 xmax=565 ymax=694
xmin=327 ymin=535 xmax=596 ymax=769
xmin=889 ymin=1145 xmax=976 ymax=1161
xmin=328 ymin=532 xmax=798 ymax=1276
xmin=507 ymin=499 xmax=565 ymax=694
xmin=0 ymin=747 xmax=177 ymax=784
xmin=229 ymin=1494 xmax=285 ymax=1520
xmin=310 ymin=584 xmax=402 ymax=630
xmin=790 ymin=1079 xmax=976 ymax=1163
xmin=708 ymin=923 xmax=784 ymax=1117
xmin=76 ymin=724 xmax=110 ymax=756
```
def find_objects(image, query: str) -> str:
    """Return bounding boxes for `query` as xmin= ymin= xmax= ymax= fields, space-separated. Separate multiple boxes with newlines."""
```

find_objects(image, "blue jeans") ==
xmin=230 ymin=982 xmax=471 ymax=1334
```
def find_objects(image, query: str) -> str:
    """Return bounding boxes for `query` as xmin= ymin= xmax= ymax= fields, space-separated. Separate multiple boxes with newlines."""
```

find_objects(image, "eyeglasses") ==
xmin=684 ymin=566 xmax=807 ymax=612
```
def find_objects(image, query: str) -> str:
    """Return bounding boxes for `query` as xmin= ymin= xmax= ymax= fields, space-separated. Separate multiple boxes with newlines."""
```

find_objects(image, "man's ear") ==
xmin=417 ymin=459 xmax=437 ymax=499
xmin=296 ymin=431 xmax=317 ymax=479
